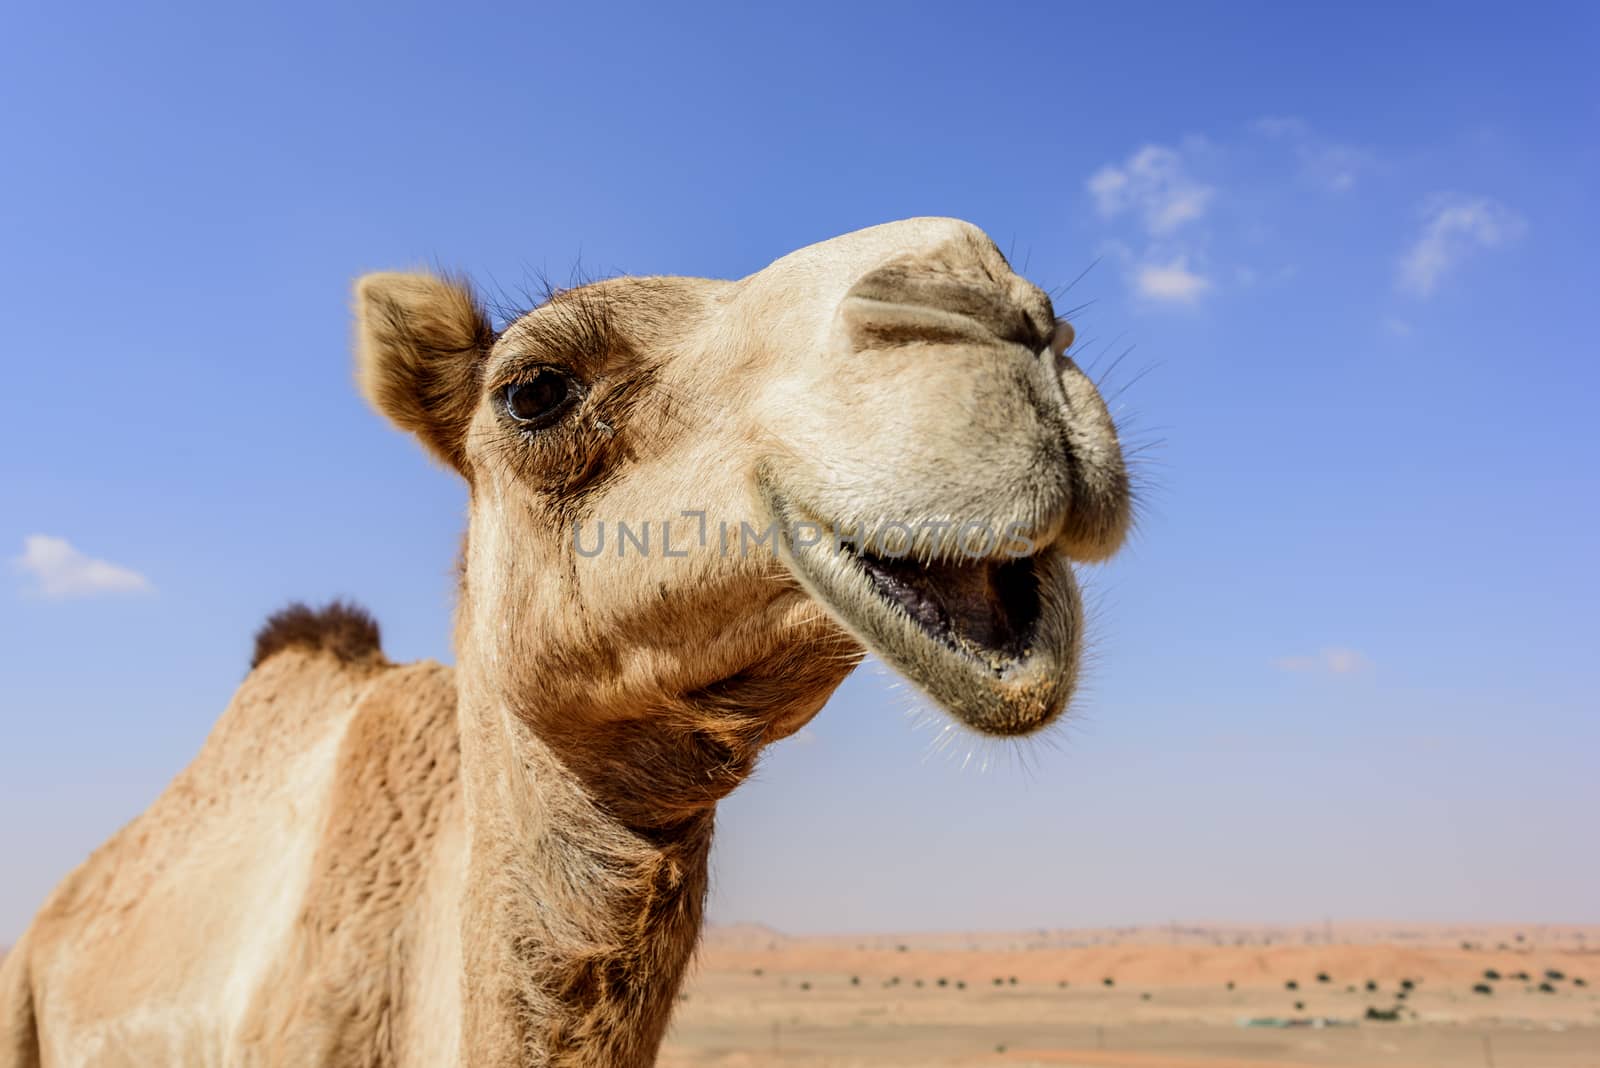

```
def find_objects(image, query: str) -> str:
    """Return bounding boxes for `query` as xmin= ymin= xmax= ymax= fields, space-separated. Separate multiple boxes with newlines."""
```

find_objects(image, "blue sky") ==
xmin=2 ymin=1 xmax=1596 ymax=940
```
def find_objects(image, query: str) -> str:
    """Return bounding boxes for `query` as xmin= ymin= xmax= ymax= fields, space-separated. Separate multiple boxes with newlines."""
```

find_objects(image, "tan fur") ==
xmin=0 ymin=218 xmax=1131 ymax=1067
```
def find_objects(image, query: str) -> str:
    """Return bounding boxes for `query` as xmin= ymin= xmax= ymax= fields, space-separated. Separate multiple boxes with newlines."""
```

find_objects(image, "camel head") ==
xmin=354 ymin=218 xmax=1129 ymax=813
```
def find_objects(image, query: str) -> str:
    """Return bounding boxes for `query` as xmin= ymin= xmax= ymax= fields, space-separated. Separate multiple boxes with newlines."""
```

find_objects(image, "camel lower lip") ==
xmin=759 ymin=477 xmax=1082 ymax=737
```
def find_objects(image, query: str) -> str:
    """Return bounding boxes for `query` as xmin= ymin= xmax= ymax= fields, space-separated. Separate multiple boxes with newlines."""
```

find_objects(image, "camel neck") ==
xmin=453 ymin=690 xmax=716 ymax=1068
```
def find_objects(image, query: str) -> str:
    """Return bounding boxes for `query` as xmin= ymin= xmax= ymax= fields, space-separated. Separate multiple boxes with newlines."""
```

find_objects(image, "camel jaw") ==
xmin=760 ymin=481 xmax=1082 ymax=738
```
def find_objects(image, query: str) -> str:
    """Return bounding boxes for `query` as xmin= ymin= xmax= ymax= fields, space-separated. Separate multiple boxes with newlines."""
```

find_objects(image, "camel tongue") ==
xmin=855 ymin=552 xmax=1040 ymax=660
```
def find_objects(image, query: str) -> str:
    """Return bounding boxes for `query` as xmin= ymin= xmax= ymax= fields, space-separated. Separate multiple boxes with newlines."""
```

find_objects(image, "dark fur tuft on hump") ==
xmin=251 ymin=600 xmax=384 ymax=669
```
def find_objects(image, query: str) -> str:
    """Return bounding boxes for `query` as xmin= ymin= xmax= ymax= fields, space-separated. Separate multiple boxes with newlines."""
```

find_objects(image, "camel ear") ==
xmin=354 ymin=271 xmax=494 ymax=472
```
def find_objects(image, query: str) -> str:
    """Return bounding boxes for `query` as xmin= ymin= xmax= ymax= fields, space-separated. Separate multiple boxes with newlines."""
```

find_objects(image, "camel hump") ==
xmin=251 ymin=600 xmax=385 ymax=670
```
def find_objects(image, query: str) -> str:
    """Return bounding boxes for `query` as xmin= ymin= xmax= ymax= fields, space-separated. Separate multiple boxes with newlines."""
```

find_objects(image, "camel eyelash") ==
xmin=492 ymin=283 xmax=622 ymax=376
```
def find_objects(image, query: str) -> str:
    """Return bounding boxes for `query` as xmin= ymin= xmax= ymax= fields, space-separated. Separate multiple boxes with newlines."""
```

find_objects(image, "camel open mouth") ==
xmin=760 ymin=480 xmax=1083 ymax=737
xmin=842 ymin=544 xmax=1042 ymax=667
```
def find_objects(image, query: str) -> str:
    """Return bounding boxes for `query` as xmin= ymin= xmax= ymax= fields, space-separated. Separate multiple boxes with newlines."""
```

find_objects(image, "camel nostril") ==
xmin=843 ymin=264 xmax=1053 ymax=354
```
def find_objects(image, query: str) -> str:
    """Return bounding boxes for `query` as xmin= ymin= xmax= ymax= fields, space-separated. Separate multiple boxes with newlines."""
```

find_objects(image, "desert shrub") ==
xmin=799 ymin=982 xmax=811 ymax=991
xmin=1473 ymin=983 xmax=1493 ymax=995
xmin=1103 ymin=977 xmax=1115 ymax=987
xmin=1057 ymin=980 xmax=1068 ymax=988
xmin=753 ymin=968 xmax=764 ymax=977
xmin=1316 ymin=972 xmax=1331 ymax=983
xmin=995 ymin=1044 xmax=1008 ymax=1053
xmin=914 ymin=979 xmax=924 ymax=988
xmin=1483 ymin=969 xmax=1501 ymax=980
xmin=1512 ymin=971 xmax=1530 ymax=981
xmin=1538 ymin=981 xmax=1556 ymax=994
xmin=1396 ymin=990 xmax=1408 ymax=1001
xmin=1545 ymin=969 xmax=1566 ymax=981
xmin=1400 ymin=978 xmax=1414 ymax=991
xmin=993 ymin=977 xmax=1004 ymax=987
xmin=896 ymin=944 xmax=908 ymax=953
xmin=1294 ymin=1000 xmax=1304 ymax=1011
xmin=1141 ymin=992 xmax=1152 ymax=1001
xmin=1365 ymin=980 xmax=1378 ymax=992
xmin=937 ymin=977 xmax=948 ymax=987
xmin=850 ymin=976 xmax=860 ymax=986
xmin=1008 ymin=976 xmax=1018 ymax=986
xmin=956 ymin=980 xmax=967 ymax=990
xmin=1225 ymin=981 xmax=1235 ymax=990
xmin=1365 ymin=1006 xmax=1401 ymax=1022
xmin=1574 ymin=977 xmax=1588 ymax=987
xmin=1285 ymin=980 xmax=1299 ymax=991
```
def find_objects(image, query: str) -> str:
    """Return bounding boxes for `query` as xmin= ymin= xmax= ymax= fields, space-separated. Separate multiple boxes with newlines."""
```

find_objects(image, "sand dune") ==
xmin=662 ymin=923 xmax=1599 ymax=1067
xmin=695 ymin=921 xmax=1596 ymax=988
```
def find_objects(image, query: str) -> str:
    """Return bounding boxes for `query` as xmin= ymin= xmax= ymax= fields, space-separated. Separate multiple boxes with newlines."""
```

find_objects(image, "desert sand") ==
xmin=660 ymin=923 xmax=1599 ymax=1067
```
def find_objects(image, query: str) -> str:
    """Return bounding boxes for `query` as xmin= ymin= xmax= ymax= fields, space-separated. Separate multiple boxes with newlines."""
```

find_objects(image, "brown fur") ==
xmin=251 ymin=600 xmax=386 ymax=669
xmin=0 ymin=218 xmax=1131 ymax=1068
xmin=353 ymin=272 xmax=496 ymax=472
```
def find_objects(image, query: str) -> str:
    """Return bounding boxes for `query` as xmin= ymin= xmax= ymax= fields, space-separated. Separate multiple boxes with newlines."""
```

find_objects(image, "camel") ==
xmin=0 ymin=217 xmax=1130 ymax=1067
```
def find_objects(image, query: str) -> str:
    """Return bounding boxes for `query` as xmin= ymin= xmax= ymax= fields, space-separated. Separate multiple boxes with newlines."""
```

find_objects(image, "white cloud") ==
xmin=1136 ymin=259 xmax=1210 ymax=303
xmin=1275 ymin=647 xmax=1369 ymax=675
xmin=1088 ymin=144 xmax=1214 ymax=235
xmin=1088 ymin=141 xmax=1217 ymax=304
xmin=12 ymin=535 xmax=153 ymax=599
xmin=1397 ymin=194 xmax=1526 ymax=297
xmin=1251 ymin=116 xmax=1370 ymax=193
xmin=1084 ymin=123 xmax=1373 ymax=306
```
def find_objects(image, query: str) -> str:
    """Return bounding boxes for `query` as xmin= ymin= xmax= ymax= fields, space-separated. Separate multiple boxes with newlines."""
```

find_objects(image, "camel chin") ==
xmin=760 ymin=477 xmax=1083 ymax=738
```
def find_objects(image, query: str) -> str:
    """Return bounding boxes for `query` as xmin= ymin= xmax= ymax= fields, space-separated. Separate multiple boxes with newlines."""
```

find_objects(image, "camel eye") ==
xmin=503 ymin=370 xmax=577 ymax=426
